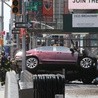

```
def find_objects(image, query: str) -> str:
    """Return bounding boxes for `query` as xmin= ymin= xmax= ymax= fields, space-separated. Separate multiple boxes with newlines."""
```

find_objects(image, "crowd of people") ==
xmin=0 ymin=51 xmax=18 ymax=85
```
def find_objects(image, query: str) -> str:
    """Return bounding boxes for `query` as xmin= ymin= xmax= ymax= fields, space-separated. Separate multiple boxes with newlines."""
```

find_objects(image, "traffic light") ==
xmin=12 ymin=0 xmax=21 ymax=15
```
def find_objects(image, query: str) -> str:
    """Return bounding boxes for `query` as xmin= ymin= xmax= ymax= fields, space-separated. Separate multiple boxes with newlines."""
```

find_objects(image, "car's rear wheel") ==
xmin=26 ymin=57 xmax=39 ymax=70
xmin=79 ymin=57 xmax=93 ymax=69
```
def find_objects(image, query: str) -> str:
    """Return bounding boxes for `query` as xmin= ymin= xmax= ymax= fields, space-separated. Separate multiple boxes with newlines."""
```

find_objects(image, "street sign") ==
xmin=12 ymin=30 xmax=20 ymax=34
xmin=15 ymin=22 xmax=33 ymax=28
xmin=25 ymin=1 xmax=42 ymax=11
xmin=12 ymin=28 xmax=20 ymax=34
xmin=26 ymin=5 xmax=38 ymax=11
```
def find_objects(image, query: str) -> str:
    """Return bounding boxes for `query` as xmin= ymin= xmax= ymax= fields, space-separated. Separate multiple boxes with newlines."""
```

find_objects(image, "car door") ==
xmin=38 ymin=46 xmax=56 ymax=62
xmin=55 ymin=46 xmax=78 ymax=63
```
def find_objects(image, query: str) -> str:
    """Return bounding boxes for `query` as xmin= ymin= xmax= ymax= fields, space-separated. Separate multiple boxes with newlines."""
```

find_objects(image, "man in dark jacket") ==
xmin=0 ymin=51 xmax=9 ymax=85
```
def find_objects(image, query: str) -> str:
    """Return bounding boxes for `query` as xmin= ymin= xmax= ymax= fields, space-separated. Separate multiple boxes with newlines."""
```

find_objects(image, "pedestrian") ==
xmin=0 ymin=51 xmax=10 ymax=85
xmin=6 ymin=56 xmax=12 ymax=71
xmin=10 ymin=58 xmax=19 ymax=73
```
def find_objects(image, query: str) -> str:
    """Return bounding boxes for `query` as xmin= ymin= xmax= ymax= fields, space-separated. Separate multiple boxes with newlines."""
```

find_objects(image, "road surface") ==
xmin=65 ymin=83 xmax=98 ymax=98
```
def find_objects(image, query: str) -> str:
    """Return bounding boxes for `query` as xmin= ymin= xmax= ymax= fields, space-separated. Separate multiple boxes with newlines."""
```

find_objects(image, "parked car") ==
xmin=14 ymin=45 xmax=98 ymax=84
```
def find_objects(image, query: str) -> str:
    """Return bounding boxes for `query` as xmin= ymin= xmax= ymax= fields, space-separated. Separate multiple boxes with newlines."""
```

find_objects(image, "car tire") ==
xmin=26 ymin=57 xmax=39 ymax=70
xmin=82 ymin=78 xmax=93 ymax=84
xmin=79 ymin=57 xmax=93 ymax=69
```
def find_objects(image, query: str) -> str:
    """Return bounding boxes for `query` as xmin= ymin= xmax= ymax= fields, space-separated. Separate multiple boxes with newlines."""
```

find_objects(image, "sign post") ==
xmin=15 ymin=22 xmax=33 ymax=28
xmin=21 ymin=1 xmax=26 ymax=73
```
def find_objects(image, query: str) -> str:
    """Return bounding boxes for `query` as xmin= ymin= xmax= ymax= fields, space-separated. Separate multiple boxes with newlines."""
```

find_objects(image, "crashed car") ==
xmin=14 ymin=43 xmax=98 ymax=84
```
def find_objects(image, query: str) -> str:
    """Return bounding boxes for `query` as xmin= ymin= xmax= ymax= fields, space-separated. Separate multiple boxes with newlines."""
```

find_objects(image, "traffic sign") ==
xmin=15 ymin=22 xmax=33 ymax=28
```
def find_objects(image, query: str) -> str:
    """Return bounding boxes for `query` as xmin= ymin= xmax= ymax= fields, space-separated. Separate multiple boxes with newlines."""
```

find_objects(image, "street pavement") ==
xmin=0 ymin=82 xmax=5 ymax=98
xmin=65 ymin=84 xmax=98 ymax=98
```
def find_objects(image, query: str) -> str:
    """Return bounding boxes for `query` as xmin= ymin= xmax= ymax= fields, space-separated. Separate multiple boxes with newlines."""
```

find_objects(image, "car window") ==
xmin=36 ymin=46 xmax=53 ymax=51
xmin=56 ymin=46 xmax=70 ymax=52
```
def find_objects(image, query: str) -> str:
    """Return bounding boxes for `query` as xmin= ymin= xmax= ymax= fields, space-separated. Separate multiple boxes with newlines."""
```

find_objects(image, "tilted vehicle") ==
xmin=14 ymin=43 xmax=98 ymax=84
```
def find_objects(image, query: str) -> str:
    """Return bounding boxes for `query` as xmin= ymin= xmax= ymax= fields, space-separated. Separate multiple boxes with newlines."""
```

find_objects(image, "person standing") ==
xmin=0 ymin=51 xmax=9 ymax=85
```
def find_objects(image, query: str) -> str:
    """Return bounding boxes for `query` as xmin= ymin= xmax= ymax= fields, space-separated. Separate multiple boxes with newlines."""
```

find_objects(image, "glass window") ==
xmin=36 ymin=46 xmax=53 ymax=51
xmin=91 ymin=41 xmax=98 ymax=47
xmin=56 ymin=46 xmax=70 ymax=52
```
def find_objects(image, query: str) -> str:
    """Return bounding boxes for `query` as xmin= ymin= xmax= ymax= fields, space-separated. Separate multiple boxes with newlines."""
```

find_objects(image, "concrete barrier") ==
xmin=19 ymin=70 xmax=33 ymax=89
xmin=19 ymin=70 xmax=34 ymax=98
xmin=5 ymin=70 xmax=19 ymax=98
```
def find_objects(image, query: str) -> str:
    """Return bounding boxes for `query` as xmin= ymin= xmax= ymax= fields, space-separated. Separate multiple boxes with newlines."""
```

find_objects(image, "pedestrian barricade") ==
xmin=32 ymin=74 xmax=65 ymax=98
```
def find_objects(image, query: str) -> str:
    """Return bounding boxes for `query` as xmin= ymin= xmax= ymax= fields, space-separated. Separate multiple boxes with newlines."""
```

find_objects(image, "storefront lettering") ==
xmin=72 ymin=0 xmax=98 ymax=3
xmin=72 ymin=0 xmax=86 ymax=3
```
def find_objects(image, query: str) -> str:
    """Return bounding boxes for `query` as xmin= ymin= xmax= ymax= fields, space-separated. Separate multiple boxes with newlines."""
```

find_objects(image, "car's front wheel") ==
xmin=79 ymin=57 xmax=93 ymax=69
xmin=26 ymin=57 xmax=39 ymax=70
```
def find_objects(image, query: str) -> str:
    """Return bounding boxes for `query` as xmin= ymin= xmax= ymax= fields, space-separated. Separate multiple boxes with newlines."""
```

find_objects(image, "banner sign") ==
xmin=42 ymin=0 xmax=53 ymax=16
xmin=68 ymin=0 xmax=98 ymax=9
xmin=72 ymin=14 xmax=98 ymax=28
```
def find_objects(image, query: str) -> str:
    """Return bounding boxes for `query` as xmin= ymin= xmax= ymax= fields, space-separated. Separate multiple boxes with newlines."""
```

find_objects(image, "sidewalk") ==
xmin=0 ymin=82 xmax=5 ymax=98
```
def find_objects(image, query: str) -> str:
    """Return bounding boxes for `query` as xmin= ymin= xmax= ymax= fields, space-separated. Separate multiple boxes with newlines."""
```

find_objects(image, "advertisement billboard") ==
xmin=68 ymin=0 xmax=98 ymax=10
xmin=63 ymin=14 xmax=98 ymax=32
xmin=72 ymin=14 xmax=98 ymax=27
